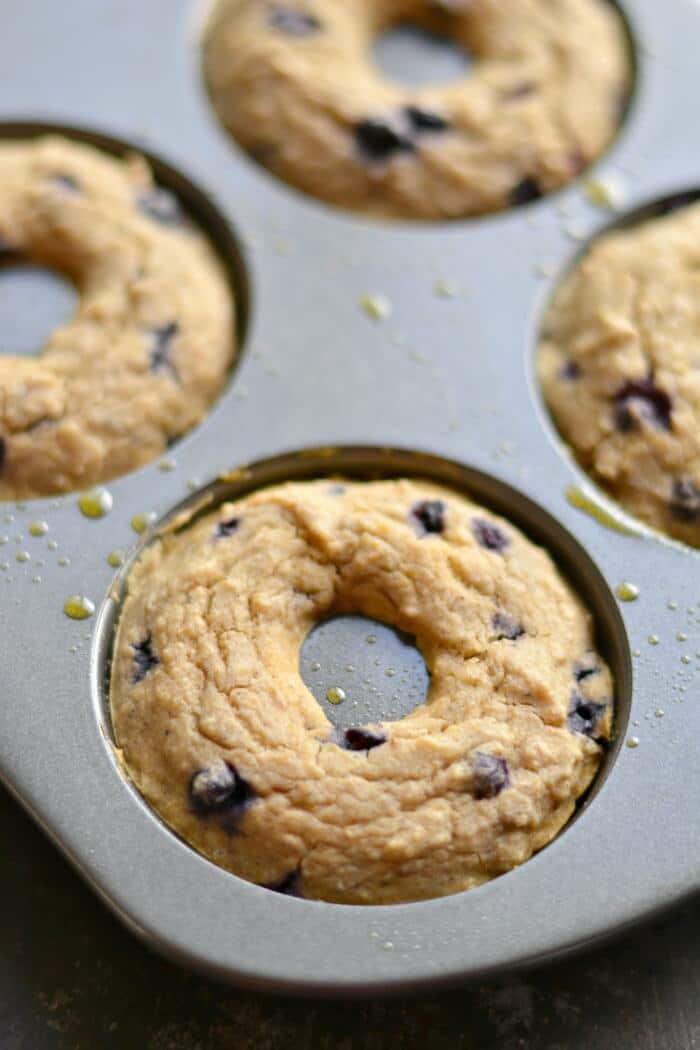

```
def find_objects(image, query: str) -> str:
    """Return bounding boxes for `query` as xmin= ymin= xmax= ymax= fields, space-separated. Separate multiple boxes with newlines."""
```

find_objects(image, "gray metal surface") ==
xmin=0 ymin=0 xmax=699 ymax=996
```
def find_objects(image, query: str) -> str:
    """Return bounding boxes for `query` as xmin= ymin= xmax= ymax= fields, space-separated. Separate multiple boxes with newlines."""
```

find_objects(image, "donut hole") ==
xmin=372 ymin=24 xmax=472 ymax=88
xmin=0 ymin=256 xmax=77 ymax=357
xmin=300 ymin=614 xmax=430 ymax=729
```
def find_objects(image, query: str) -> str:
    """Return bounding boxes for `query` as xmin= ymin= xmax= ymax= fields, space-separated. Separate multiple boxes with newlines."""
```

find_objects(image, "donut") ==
xmin=0 ymin=136 xmax=235 ymax=499
xmin=539 ymin=201 xmax=700 ymax=548
xmin=110 ymin=478 xmax=613 ymax=905
xmin=202 ymin=0 xmax=630 ymax=220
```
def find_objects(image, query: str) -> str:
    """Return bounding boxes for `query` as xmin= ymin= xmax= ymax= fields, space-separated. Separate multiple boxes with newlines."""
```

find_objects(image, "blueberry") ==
xmin=410 ymin=499 xmax=446 ymax=536
xmin=669 ymin=479 xmax=700 ymax=523
xmin=574 ymin=657 xmax=599 ymax=682
xmin=613 ymin=378 xmax=672 ymax=432
xmin=48 ymin=173 xmax=81 ymax=192
xmin=131 ymin=633 xmax=160 ymax=683
xmin=560 ymin=360 xmax=581 ymax=380
xmin=149 ymin=321 xmax=179 ymax=379
xmin=471 ymin=752 xmax=510 ymax=800
xmin=344 ymin=728 xmax=386 ymax=751
xmin=493 ymin=612 xmax=523 ymax=641
xmin=137 ymin=188 xmax=184 ymax=227
xmin=355 ymin=119 xmax=414 ymax=162
xmin=509 ymin=177 xmax=542 ymax=207
xmin=472 ymin=517 xmax=509 ymax=553
xmin=214 ymin=516 xmax=240 ymax=539
xmin=264 ymin=870 xmax=303 ymax=896
xmin=0 ymin=436 xmax=5 ymax=471
xmin=189 ymin=761 xmax=255 ymax=818
xmin=403 ymin=106 xmax=450 ymax=133
xmin=269 ymin=6 xmax=321 ymax=35
xmin=567 ymin=693 xmax=607 ymax=739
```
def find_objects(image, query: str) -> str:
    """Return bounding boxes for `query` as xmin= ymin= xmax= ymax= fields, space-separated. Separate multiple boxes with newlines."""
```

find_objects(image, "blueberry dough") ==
xmin=110 ymin=478 xmax=613 ymax=905
xmin=0 ymin=137 xmax=235 ymax=499
xmin=539 ymin=203 xmax=700 ymax=548
xmin=202 ymin=0 xmax=630 ymax=220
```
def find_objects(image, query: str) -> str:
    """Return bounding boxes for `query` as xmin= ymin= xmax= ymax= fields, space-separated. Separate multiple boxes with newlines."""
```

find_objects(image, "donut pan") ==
xmin=1 ymin=0 xmax=700 ymax=997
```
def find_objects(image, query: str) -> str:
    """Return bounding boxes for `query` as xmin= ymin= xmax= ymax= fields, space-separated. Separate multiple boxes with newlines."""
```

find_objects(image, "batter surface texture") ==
xmin=111 ymin=478 xmax=613 ymax=905
xmin=0 ymin=136 xmax=235 ymax=499
xmin=539 ymin=201 xmax=700 ymax=548
xmin=203 ymin=0 xmax=630 ymax=219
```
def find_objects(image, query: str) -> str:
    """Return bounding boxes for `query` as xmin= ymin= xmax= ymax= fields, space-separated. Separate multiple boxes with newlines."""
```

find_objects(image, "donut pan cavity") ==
xmin=1 ymin=0 xmax=699 ymax=995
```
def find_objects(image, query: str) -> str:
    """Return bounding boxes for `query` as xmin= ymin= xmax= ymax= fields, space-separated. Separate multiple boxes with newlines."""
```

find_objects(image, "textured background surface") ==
xmin=3 ymin=785 xmax=699 ymax=1050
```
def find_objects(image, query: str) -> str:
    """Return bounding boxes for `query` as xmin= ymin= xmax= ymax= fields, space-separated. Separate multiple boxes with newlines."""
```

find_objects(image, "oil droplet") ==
xmin=534 ymin=261 xmax=554 ymax=278
xmin=667 ymin=600 xmax=678 ymax=610
xmin=3 ymin=513 xmax=15 ymax=523
xmin=565 ymin=486 xmax=636 ymax=535
xmin=326 ymin=686 xmax=346 ymax=705
xmin=359 ymin=294 xmax=392 ymax=321
xmin=366 ymin=634 xmax=377 ymax=645
xmin=31 ymin=575 xmax=41 ymax=584
xmin=47 ymin=539 xmax=58 ymax=551
xmin=78 ymin=486 xmax=113 ymax=519
xmin=677 ymin=632 xmax=688 ymax=642
xmin=158 ymin=458 xmax=176 ymax=472
xmin=345 ymin=664 xmax=355 ymax=673
xmin=28 ymin=520 xmax=48 ymax=537
xmin=186 ymin=479 xmax=200 ymax=492
xmin=616 ymin=581 xmax=639 ymax=602
xmin=131 ymin=511 xmax=157 ymax=534
xmin=648 ymin=634 xmax=659 ymax=646
xmin=0 ymin=562 xmax=8 ymax=571
xmin=15 ymin=501 xmax=27 ymax=511
xmin=58 ymin=556 xmax=70 ymax=567
xmin=15 ymin=550 xmax=29 ymax=563
xmin=0 ymin=535 xmax=7 ymax=545
xmin=632 ymin=649 xmax=641 ymax=657
xmin=655 ymin=709 xmax=665 ymax=718
xmin=681 ymin=655 xmax=691 ymax=665
xmin=385 ymin=668 xmax=396 ymax=678
xmin=310 ymin=661 xmax=321 ymax=672
xmin=63 ymin=595 xmax=95 ymax=620
xmin=434 ymin=279 xmax=457 ymax=299
xmin=69 ymin=645 xmax=78 ymax=654
xmin=107 ymin=550 xmax=125 ymax=569
xmin=626 ymin=736 xmax=640 ymax=749
xmin=381 ymin=941 xmax=394 ymax=952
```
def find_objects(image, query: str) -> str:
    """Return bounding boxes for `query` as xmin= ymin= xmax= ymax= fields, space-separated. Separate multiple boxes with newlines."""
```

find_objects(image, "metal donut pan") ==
xmin=1 ymin=0 xmax=699 ymax=996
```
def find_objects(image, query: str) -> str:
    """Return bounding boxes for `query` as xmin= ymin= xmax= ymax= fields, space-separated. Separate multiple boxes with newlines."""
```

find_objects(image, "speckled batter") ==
xmin=111 ymin=478 xmax=612 ymax=905
xmin=539 ymin=201 xmax=700 ymax=548
xmin=203 ymin=0 xmax=630 ymax=220
xmin=0 ymin=137 xmax=235 ymax=499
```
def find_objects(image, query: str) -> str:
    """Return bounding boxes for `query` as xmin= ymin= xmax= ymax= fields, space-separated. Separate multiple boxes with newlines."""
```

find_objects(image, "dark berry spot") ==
xmin=269 ymin=6 xmax=321 ymax=35
xmin=344 ymin=728 xmax=386 ymax=751
xmin=493 ymin=612 xmax=524 ymax=641
xmin=137 ymin=188 xmax=184 ymax=227
xmin=472 ymin=517 xmax=509 ymax=553
xmin=149 ymin=321 xmax=179 ymax=379
xmin=560 ymin=360 xmax=581 ymax=380
xmin=613 ymin=378 xmax=672 ymax=432
xmin=264 ymin=870 xmax=303 ymax=896
xmin=189 ymin=761 xmax=256 ymax=818
xmin=501 ymin=82 xmax=536 ymax=101
xmin=471 ymin=752 xmax=510 ymax=799
xmin=403 ymin=106 xmax=450 ymax=133
xmin=0 ymin=436 xmax=5 ymax=471
xmin=410 ymin=499 xmax=446 ymax=536
xmin=131 ymin=633 xmax=160 ymax=683
xmin=574 ymin=657 xmax=599 ymax=682
xmin=214 ymin=516 xmax=240 ymax=539
xmin=355 ymin=119 xmax=414 ymax=162
xmin=567 ymin=692 xmax=607 ymax=739
xmin=48 ymin=173 xmax=81 ymax=192
xmin=669 ymin=479 xmax=700 ymax=523
xmin=509 ymin=177 xmax=542 ymax=207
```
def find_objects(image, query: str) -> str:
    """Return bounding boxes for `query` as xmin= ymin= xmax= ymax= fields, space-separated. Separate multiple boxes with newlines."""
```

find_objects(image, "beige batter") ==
xmin=539 ymin=201 xmax=700 ymax=548
xmin=111 ymin=478 xmax=613 ymax=905
xmin=203 ymin=0 xmax=630 ymax=220
xmin=0 ymin=136 xmax=235 ymax=499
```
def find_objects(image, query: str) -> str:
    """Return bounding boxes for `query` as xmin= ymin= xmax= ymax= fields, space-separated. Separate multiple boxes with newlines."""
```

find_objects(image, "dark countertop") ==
xmin=2 ymin=786 xmax=698 ymax=1050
